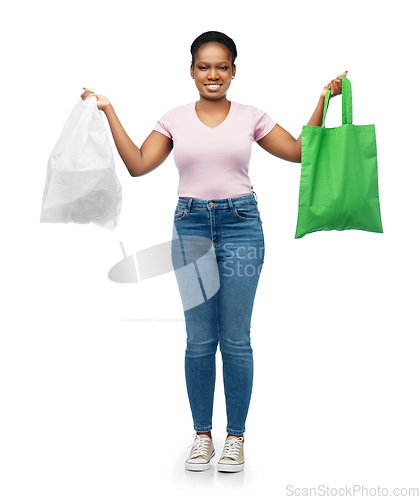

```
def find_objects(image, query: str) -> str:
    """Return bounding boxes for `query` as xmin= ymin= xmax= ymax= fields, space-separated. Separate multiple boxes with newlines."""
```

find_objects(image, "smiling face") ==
xmin=190 ymin=42 xmax=236 ymax=101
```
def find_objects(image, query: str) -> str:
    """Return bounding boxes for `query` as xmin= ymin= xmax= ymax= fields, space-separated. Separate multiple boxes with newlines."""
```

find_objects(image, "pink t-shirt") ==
xmin=153 ymin=101 xmax=276 ymax=199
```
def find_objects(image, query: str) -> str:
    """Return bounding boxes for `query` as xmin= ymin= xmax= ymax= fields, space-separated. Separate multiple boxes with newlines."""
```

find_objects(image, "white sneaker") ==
xmin=185 ymin=433 xmax=215 ymax=471
xmin=217 ymin=435 xmax=245 ymax=472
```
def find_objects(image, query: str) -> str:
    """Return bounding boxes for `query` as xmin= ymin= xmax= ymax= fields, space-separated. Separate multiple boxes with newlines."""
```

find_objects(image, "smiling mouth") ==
xmin=205 ymin=84 xmax=222 ymax=87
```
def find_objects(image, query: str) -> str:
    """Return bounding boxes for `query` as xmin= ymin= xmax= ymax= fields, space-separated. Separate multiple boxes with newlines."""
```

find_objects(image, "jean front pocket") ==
xmin=174 ymin=205 xmax=188 ymax=221
xmin=233 ymin=202 xmax=260 ymax=221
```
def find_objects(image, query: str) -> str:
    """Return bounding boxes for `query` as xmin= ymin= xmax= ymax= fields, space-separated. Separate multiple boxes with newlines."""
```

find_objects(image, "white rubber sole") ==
xmin=185 ymin=450 xmax=215 ymax=471
xmin=217 ymin=460 xmax=245 ymax=473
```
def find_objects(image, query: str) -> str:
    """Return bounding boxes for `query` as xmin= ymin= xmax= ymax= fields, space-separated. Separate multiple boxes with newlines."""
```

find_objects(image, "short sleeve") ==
xmin=153 ymin=108 xmax=175 ymax=139
xmin=253 ymin=107 xmax=276 ymax=142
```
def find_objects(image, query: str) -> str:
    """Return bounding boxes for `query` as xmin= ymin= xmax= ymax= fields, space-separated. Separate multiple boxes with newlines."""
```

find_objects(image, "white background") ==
xmin=1 ymin=0 xmax=419 ymax=498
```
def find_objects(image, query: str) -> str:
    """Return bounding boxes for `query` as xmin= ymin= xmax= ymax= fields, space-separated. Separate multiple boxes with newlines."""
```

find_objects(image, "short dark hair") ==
xmin=191 ymin=31 xmax=237 ymax=68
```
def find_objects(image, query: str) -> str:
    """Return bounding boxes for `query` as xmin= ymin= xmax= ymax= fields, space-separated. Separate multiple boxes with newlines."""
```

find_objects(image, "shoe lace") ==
xmin=220 ymin=436 xmax=244 ymax=460
xmin=188 ymin=433 xmax=210 ymax=459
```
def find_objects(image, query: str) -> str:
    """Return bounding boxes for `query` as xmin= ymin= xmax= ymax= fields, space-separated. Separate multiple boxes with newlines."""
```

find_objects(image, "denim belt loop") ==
xmin=252 ymin=190 xmax=258 ymax=204
xmin=187 ymin=198 xmax=192 ymax=213
xmin=227 ymin=197 xmax=235 ymax=212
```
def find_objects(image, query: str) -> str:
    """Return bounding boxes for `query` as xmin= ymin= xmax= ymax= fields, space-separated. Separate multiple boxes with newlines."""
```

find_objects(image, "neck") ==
xmin=196 ymin=95 xmax=230 ymax=114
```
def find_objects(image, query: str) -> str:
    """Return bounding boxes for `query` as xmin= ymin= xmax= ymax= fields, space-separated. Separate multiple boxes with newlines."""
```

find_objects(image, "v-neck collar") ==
xmin=193 ymin=101 xmax=233 ymax=130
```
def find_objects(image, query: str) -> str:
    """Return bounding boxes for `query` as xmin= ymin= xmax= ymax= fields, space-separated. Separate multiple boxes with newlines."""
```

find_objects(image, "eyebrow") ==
xmin=196 ymin=61 xmax=230 ymax=65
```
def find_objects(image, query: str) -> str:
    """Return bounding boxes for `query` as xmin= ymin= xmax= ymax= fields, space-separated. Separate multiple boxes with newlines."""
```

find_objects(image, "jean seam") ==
xmin=226 ymin=428 xmax=246 ymax=435
xmin=194 ymin=426 xmax=213 ymax=432
xmin=213 ymin=209 xmax=223 ymax=248
xmin=233 ymin=213 xmax=260 ymax=221
xmin=216 ymin=283 xmax=220 ymax=352
xmin=177 ymin=194 xmax=256 ymax=209
xmin=208 ymin=207 xmax=214 ymax=244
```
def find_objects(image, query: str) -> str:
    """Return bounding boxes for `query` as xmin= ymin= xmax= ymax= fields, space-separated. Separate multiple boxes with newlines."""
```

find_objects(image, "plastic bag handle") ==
xmin=322 ymin=75 xmax=353 ymax=127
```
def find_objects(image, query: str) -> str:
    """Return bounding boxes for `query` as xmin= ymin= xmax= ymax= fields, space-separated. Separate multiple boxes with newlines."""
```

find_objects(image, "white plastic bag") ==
xmin=40 ymin=96 xmax=122 ymax=231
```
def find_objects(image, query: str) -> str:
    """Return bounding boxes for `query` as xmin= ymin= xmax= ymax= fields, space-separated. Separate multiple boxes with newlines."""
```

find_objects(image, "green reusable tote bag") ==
xmin=295 ymin=76 xmax=383 ymax=238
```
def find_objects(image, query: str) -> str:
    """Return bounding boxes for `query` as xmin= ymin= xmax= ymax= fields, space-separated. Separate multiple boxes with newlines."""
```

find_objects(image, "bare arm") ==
xmin=257 ymin=97 xmax=325 ymax=163
xmin=104 ymin=104 xmax=173 ymax=177
xmin=257 ymin=71 xmax=347 ymax=163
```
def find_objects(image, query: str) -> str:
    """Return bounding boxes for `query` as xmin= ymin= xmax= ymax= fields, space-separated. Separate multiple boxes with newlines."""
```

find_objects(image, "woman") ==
xmin=81 ymin=30 xmax=346 ymax=473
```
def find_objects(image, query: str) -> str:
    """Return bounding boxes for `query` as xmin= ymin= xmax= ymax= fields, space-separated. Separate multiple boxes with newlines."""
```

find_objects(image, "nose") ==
xmin=208 ymin=67 xmax=219 ymax=80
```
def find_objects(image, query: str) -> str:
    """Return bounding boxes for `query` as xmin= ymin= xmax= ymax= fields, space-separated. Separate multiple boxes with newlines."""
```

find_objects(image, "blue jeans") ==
xmin=171 ymin=192 xmax=265 ymax=435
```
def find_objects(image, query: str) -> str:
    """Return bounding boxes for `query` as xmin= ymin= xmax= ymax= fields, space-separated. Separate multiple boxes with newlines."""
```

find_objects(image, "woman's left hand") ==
xmin=321 ymin=71 xmax=348 ymax=98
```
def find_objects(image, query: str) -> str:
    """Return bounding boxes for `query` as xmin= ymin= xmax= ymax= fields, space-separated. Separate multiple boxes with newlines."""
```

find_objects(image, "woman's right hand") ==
xmin=80 ymin=87 xmax=111 ymax=111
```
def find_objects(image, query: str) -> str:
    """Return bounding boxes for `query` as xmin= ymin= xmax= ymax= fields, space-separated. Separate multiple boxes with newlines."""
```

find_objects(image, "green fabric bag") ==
xmin=295 ymin=76 xmax=383 ymax=238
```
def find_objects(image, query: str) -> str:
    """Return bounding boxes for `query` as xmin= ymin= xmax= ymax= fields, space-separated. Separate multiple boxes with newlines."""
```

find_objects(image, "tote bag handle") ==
xmin=322 ymin=75 xmax=353 ymax=127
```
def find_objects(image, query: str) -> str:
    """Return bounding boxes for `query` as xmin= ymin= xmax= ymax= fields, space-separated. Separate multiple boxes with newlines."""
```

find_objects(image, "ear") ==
xmin=190 ymin=64 xmax=194 ymax=79
xmin=232 ymin=64 xmax=236 ymax=78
